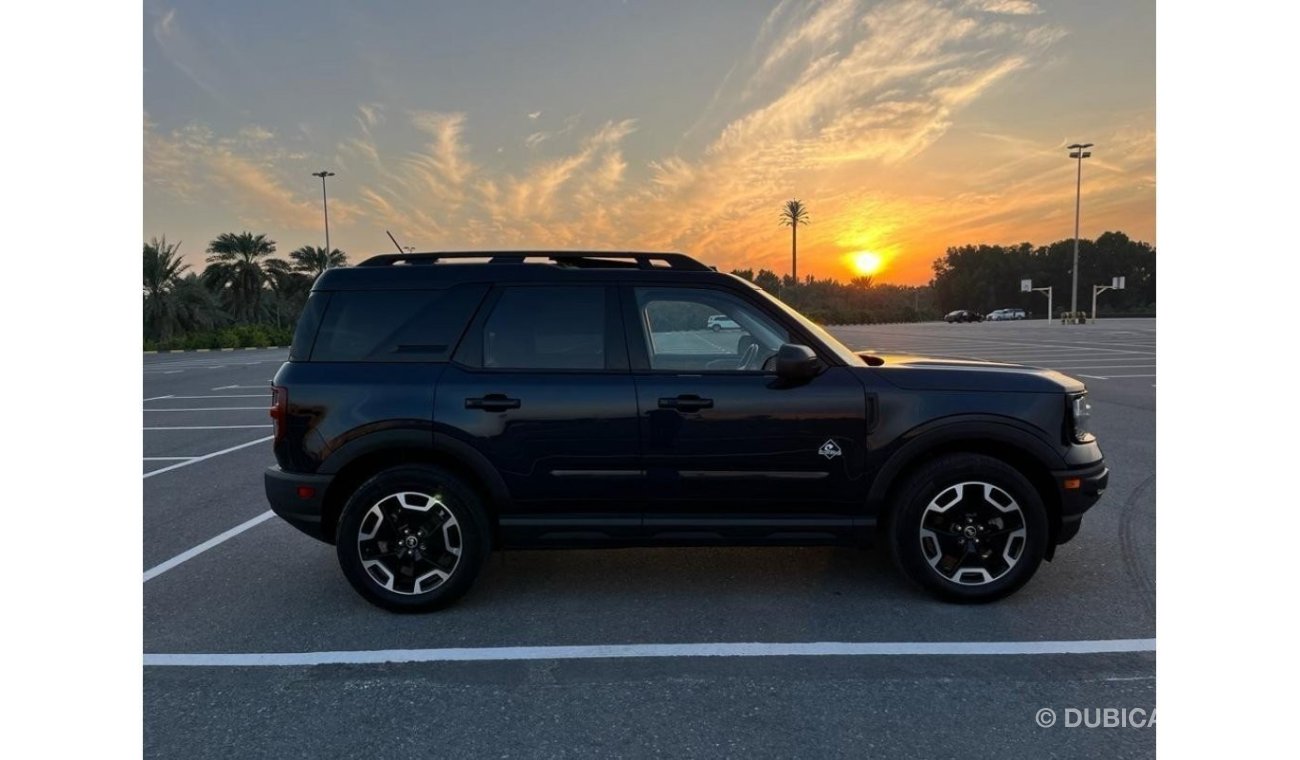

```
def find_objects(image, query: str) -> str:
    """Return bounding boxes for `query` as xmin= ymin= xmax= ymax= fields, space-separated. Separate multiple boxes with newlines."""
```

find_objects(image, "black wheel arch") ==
xmin=316 ymin=431 xmax=511 ymax=544
xmin=867 ymin=416 xmax=1067 ymax=558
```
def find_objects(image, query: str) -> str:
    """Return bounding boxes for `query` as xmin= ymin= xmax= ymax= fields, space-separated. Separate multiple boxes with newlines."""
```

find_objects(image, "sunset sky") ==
xmin=143 ymin=0 xmax=1154 ymax=285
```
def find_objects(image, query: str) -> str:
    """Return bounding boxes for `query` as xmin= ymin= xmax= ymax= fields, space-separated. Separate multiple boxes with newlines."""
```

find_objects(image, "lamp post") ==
xmin=312 ymin=170 xmax=335 ymax=257
xmin=1067 ymin=144 xmax=1092 ymax=316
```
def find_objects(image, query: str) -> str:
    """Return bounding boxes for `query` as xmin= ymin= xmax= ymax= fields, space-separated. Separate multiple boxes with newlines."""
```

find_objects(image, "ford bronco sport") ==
xmin=265 ymin=251 xmax=1107 ymax=611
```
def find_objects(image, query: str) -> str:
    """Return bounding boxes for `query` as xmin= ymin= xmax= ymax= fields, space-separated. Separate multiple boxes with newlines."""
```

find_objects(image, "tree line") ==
xmin=729 ymin=231 xmax=1155 ymax=325
xmin=143 ymin=232 xmax=345 ymax=349
xmin=144 ymin=228 xmax=1155 ymax=349
xmin=729 ymin=269 xmax=936 ymax=325
xmin=930 ymin=231 xmax=1156 ymax=317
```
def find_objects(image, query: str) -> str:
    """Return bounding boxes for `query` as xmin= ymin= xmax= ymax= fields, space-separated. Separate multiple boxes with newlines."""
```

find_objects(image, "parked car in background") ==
xmin=944 ymin=309 xmax=983 ymax=323
xmin=987 ymin=308 xmax=1028 ymax=321
xmin=707 ymin=314 xmax=741 ymax=331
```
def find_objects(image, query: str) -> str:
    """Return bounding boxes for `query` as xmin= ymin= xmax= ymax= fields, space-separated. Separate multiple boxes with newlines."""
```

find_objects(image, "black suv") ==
xmin=266 ymin=251 xmax=1107 ymax=611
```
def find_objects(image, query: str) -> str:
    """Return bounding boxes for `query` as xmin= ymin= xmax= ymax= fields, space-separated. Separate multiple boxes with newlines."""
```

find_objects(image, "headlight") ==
xmin=1069 ymin=393 xmax=1092 ymax=442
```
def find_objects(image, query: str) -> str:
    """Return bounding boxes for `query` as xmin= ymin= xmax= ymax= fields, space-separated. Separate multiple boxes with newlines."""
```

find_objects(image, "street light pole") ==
xmin=1067 ymin=143 xmax=1092 ymax=316
xmin=312 ymin=170 xmax=335 ymax=256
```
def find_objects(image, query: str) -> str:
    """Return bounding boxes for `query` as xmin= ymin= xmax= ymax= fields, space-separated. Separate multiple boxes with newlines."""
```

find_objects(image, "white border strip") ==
xmin=142 ymin=435 xmax=272 ymax=479
xmin=144 ymin=638 xmax=1156 ymax=666
xmin=142 ymin=510 xmax=274 ymax=582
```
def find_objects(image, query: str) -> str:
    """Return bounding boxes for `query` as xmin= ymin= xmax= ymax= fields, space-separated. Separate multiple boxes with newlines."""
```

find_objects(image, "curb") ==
xmin=144 ymin=346 xmax=282 ymax=355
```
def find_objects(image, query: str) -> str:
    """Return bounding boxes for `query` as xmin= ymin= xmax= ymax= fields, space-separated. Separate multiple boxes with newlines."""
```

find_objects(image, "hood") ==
xmin=857 ymin=353 xmax=1085 ymax=394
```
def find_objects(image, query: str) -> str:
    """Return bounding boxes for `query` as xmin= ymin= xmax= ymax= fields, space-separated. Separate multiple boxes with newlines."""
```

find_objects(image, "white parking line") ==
xmin=143 ymin=637 xmax=1156 ymax=666
xmin=145 ymin=425 xmax=273 ymax=430
xmin=979 ymin=360 xmax=1155 ymax=367
xmin=1024 ymin=358 xmax=1157 ymax=364
xmin=143 ymin=395 xmax=175 ymax=402
xmin=142 ymin=510 xmax=275 ymax=582
xmin=1039 ymin=365 xmax=1157 ymax=371
xmin=143 ymin=407 xmax=267 ymax=412
xmin=142 ymin=436 xmax=272 ymax=479
xmin=142 ymin=457 xmax=195 ymax=462
xmin=853 ymin=334 xmax=1155 ymax=355
xmin=167 ymin=394 xmax=269 ymax=399
xmin=942 ymin=347 xmax=1146 ymax=356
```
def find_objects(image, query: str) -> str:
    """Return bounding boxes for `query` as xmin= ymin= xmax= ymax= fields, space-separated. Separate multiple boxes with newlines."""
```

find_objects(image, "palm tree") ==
xmin=289 ymin=245 xmax=348 ymax=278
xmin=203 ymin=232 xmax=282 ymax=323
xmin=143 ymin=236 xmax=190 ymax=341
xmin=779 ymin=199 xmax=810 ymax=282
xmin=170 ymin=273 xmax=226 ymax=334
xmin=264 ymin=258 xmax=314 ymax=327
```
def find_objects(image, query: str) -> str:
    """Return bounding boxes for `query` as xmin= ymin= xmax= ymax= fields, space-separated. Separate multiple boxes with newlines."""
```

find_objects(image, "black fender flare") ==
xmin=317 ymin=426 xmax=512 ymax=516
xmin=866 ymin=415 xmax=1065 ymax=509
xmin=316 ymin=425 xmax=433 ymax=475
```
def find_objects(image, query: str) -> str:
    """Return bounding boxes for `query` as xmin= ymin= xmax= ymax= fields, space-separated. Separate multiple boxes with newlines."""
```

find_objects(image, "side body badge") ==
xmin=818 ymin=439 xmax=842 ymax=459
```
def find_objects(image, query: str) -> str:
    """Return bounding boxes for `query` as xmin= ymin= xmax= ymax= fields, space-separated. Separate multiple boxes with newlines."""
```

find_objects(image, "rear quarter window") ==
xmin=306 ymin=285 xmax=488 ymax=362
xmin=288 ymin=292 xmax=330 ymax=361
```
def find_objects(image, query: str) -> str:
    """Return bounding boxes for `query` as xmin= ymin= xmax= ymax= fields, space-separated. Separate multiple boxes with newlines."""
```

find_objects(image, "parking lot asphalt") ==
xmin=143 ymin=319 xmax=1156 ymax=758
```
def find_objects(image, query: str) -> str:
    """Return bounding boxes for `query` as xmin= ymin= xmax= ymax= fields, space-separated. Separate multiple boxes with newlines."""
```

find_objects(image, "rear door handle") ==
xmin=658 ymin=394 xmax=713 ymax=412
xmin=466 ymin=394 xmax=521 ymax=412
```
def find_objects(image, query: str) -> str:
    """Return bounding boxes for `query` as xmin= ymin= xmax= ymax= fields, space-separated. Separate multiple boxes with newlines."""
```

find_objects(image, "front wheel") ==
xmin=336 ymin=465 xmax=491 ymax=612
xmin=888 ymin=453 xmax=1048 ymax=602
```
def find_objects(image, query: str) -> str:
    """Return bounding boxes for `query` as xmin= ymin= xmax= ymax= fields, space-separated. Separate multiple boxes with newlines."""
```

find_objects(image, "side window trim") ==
xmin=619 ymin=284 xmax=652 ymax=371
xmin=450 ymin=287 xmax=501 ymax=368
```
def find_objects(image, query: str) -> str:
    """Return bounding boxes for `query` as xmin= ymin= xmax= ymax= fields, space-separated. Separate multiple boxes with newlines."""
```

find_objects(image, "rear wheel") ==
xmin=888 ymin=453 xmax=1048 ymax=602
xmin=336 ymin=465 xmax=490 ymax=612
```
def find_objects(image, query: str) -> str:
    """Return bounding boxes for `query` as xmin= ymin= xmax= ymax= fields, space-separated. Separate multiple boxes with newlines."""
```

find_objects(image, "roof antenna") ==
xmin=385 ymin=230 xmax=405 ymax=254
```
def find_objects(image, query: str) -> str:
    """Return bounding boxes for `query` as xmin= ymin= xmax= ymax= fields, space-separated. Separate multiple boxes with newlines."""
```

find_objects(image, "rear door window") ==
xmin=481 ymin=286 xmax=609 ymax=370
xmin=308 ymin=285 xmax=488 ymax=362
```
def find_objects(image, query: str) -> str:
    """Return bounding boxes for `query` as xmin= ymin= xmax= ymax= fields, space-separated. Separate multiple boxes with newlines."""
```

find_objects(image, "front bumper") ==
xmin=1050 ymin=461 xmax=1109 ymax=546
xmin=264 ymin=466 xmax=335 ymax=543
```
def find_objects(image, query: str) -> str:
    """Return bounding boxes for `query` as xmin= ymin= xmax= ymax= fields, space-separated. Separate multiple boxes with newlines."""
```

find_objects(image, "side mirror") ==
xmin=774 ymin=343 xmax=821 ymax=381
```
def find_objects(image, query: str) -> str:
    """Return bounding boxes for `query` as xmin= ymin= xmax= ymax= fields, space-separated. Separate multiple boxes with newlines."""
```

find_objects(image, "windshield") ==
xmin=751 ymin=287 xmax=865 ymax=366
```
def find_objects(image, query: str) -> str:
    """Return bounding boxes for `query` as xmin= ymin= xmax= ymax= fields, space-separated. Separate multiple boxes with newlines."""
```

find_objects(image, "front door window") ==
xmin=634 ymin=287 xmax=790 ymax=372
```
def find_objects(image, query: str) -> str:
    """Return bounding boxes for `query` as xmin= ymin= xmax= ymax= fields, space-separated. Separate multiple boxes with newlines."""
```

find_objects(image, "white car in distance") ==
xmin=706 ymin=315 xmax=741 ymax=331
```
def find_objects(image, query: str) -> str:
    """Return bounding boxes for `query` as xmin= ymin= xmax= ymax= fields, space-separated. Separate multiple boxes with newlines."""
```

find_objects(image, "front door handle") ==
xmin=658 ymin=394 xmax=713 ymax=412
xmin=466 ymin=394 xmax=521 ymax=412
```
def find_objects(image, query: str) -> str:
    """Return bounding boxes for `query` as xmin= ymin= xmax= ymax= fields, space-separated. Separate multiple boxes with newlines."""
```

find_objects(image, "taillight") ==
xmin=270 ymin=385 xmax=287 ymax=441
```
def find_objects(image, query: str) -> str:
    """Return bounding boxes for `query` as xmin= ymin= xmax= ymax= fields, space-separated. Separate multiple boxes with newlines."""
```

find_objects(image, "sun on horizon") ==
xmin=849 ymin=250 xmax=886 ymax=278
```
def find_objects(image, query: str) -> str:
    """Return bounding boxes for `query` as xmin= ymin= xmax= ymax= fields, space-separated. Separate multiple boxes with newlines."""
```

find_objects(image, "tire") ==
xmin=711 ymin=324 xmax=721 ymax=331
xmin=336 ymin=465 xmax=491 ymax=612
xmin=887 ymin=453 xmax=1048 ymax=603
